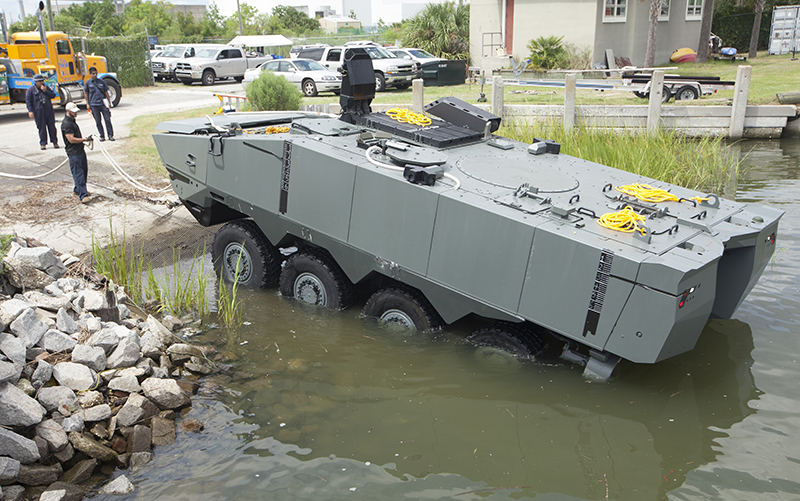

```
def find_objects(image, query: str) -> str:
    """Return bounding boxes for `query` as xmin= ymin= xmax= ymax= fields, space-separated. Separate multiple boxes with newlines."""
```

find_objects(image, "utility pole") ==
xmin=236 ymin=0 xmax=244 ymax=35
xmin=18 ymin=0 xmax=25 ymax=20
xmin=46 ymin=0 xmax=54 ymax=30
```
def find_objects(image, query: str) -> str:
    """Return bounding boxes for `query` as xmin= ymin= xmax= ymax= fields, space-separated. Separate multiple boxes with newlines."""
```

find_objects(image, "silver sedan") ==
xmin=244 ymin=58 xmax=342 ymax=97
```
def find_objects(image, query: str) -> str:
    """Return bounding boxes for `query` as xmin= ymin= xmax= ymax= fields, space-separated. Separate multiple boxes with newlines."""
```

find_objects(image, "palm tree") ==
xmin=748 ymin=0 xmax=766 ymax=59
xmin=401 ymin=1 xmax=470 ymax=60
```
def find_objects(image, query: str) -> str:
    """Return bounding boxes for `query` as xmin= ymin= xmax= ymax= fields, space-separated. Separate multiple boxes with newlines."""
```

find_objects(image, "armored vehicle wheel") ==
xmin=374 ymin=72 xmax=386 ymax=92
xmin=103 ymin=77 xmax=122 ymax=108
xmin=467 ymin=322 xmax=544 ymax=360
xmin=302 ymin=79 xmax=318 ymax=97
xmin=280 ymin=249 xmax=355 ymax=310
xmin=212 ymin=220 xmax=281 ymax=288
xmin=676 ymin=85 xmax=699 ymax=101
xmin=362 ymin=287 xmax=443 ymax=333
xmin=202 ymin=70 xmax=216 ymax=86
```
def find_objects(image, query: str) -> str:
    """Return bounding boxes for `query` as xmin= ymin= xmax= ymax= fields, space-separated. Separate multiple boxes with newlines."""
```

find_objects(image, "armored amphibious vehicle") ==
xmin=153 ymin=48 xmax=782 ymax=379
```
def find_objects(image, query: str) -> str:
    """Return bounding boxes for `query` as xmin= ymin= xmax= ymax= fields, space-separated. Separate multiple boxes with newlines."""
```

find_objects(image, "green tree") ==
xmin=122 ymin=0 xmax=173 ymax=36
xmin=267 ymin=5 xmax=321 ymax=35
xmin=401 ymin=1 xmax=469 ymax=60
xmin=246 ymin=71 xmax=301 ymax=111
xmin=526 ymin=35 xmax=566 ymax=69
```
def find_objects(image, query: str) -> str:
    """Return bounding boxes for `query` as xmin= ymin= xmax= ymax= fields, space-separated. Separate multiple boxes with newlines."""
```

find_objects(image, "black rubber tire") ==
xmin=279 ymin=248 xmax=355 ymax=310
xmin=675 ymin=85 xmax=699 ymax=101
xmin=234 ymin=76 xmax=244 ymax=83
xmin=374 ymin=72 xmax=386 ymax=92
xmin=102 ymin=77 xmax=122 ymax=108
xmin=171 ymin=72 xmax=180 ymax=83
xmin=202 ymin=70 xmax=216 ymax=86
xmin=332 ymin=90 xmax=340 ymax=96
xmin=466 ymin=322 xmax=544 ymax=360
xmin=302 ymin=79 xmax=318 ymax=97
xmin=395 ymin=83 xmax=410 ymax=90
xmin=154 ymin=76 xmax=163 ymax=82
xmin=661 ymin=85 xmax=672 ymax=103
xmin=181 ymin=79 xmax=193 ymax=86
xmin=633 ymin=91 xmax=647 ymax=99
xmin=362 ymin=287 xmax=443 ymax=333
xmin=211 ymin=219 xmax=281 ymax=288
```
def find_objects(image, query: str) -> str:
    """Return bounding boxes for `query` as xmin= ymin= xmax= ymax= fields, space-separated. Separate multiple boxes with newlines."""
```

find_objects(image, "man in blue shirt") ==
xmin=83 ymin=67 xmax=114 ymax=141
xmin=26 ymin=74 xmax=59 ymax=150
xmin=61 ymin=102 xmax=94 ymax=203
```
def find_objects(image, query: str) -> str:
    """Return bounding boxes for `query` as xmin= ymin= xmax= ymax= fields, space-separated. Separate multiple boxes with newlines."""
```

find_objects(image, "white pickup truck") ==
xmin=175 ymin=46 xmax=272 ymax=86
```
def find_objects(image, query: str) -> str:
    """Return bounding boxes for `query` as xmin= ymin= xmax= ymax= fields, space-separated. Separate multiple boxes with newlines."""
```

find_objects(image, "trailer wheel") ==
xmin=362 ymin=287 xmax=443 ymax=333
xmin=467 ymin=322 xmax=544 ymax=360
xmin=661 ymin=85 xmax=672 ymax=103
xmin=633 ymin=91 xmax=647 ymax=99
xmin=280 ymin=249 xmax=355 ymax=309
xmin=676 ymin=85 xmax=699 ymax=101
xmin=212 ymin=219 xmax=282 ymax=288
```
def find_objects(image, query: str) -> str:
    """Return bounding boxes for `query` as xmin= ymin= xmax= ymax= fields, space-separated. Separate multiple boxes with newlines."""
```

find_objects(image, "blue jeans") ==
xmin=90 ymin=104 xmax=114 ymax=139
xmin=68 ymin=151 xmax=89 ymax=200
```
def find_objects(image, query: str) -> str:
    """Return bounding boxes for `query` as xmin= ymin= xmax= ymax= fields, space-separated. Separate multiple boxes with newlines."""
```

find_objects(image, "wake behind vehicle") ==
xmin=153 ymin=48 xmax=782 ymax=381
xmin=243 ymin=58 xmax=341 ymax=97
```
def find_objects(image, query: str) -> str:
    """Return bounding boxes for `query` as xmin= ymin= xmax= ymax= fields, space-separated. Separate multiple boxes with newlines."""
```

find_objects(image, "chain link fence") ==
xmin=84 ymin=34 xmax=153 ymax=88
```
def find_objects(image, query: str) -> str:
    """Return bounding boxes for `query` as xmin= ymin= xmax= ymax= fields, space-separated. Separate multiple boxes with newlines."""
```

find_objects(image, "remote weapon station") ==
xmin=153 ymin=48 xmax=782 ymax=380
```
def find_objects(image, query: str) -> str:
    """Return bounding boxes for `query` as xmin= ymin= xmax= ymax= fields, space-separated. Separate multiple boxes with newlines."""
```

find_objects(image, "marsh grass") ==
xmin=216 ymin=250 xmax=243 ymax=330
xmin=145 ymin=245 xmax=210 ymax=317
xmin=91 ymin=219 xmax=147 ymax=305
xmin=501 ymin=122 xmax=739 ymax=194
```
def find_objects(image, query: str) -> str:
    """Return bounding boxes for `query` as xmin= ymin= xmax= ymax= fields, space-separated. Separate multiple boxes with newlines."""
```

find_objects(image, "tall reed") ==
xmin=216 ymin=249 xmax=243 ymax=330
xmin=91 ymin=219 xmax=147 ymax=305
xmin=501 ymin=122 xmax=739 ymax=194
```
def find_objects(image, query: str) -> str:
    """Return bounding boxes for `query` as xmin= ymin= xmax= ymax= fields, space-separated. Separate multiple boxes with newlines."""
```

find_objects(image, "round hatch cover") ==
xmin=456 ymin=154 xmax=579 ymax=193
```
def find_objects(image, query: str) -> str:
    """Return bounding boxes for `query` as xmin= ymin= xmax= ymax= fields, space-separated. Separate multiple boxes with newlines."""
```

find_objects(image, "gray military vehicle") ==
xmin=153 ymin=48 xmax=782 ymax=380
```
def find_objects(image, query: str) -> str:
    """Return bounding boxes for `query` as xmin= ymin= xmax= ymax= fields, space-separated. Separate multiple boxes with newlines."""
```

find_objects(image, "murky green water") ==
xmin=97 ymin=139 xmax=800 ymax=500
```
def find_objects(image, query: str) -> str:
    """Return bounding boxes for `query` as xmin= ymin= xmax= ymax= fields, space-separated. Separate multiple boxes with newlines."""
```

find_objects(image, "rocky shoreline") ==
xmin=1 ymin=234 xmax=220 ymax=500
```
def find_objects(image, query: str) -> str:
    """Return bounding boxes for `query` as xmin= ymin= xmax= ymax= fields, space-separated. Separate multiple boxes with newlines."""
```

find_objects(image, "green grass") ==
xmin=0 ymin=234 xmax=13 ymax=272
xmin=216 ymin=252 xmax=242 ymax=331
xmin=502 ymin=122 xmax=738 ymax=194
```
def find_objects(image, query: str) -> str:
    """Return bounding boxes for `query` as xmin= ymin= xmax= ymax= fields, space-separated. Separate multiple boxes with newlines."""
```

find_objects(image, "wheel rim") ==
xmin=204 ymin=73 xmax=213 ymax=85
xmin=375 ymin=76 xmax=381 ymax=90
xmin=304 ymin=82 xmax=314 ymax=95
xmin=107 ymin=86 xmax=116 ymax=105
xmin=222 ymin=242 xmax=252 ymax=283
xmin=378 ymin=309 xmax=416 ymax=333
xmin=680 ymin=90 xmax=696 ymax=100
xmin=294 ymin=272 xmax=326 ymax=305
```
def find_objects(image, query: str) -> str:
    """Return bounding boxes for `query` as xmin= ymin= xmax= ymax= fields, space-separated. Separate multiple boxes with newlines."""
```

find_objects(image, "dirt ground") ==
xmin=0 ymin=80 xmax=246 ymax=259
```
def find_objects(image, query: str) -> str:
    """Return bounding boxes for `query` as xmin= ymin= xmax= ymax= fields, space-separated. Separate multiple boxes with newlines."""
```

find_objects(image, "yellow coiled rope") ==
xmin=598 ymin=206 xmax=647 ymax=235
xmin=386 ymin=108 xmax=431 ymax=127
xmin=615 ymin=183 xmax=707 ymax=204
xmin=244 ymin=126 xmax=291 ymax=134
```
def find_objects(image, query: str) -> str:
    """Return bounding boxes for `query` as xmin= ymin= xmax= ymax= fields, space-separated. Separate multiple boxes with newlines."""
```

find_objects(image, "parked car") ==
xmin=296 ymin=44 xmax=419 ymax=91
xmin=289 ymin=44 xmax=329 ymax=59
xmin=389 ymin=47 xmax=444 ymax=65
xmin=152 ymin=44 xmax=213 ymax=82
xmin=244 ymin=58 xmax=341 ymax=97
xmin=175 ymin=46 xmax=272 ymax=86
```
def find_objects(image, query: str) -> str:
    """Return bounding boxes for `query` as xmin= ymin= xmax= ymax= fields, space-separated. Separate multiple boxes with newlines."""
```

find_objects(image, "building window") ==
xmin=604 ymin=0 xmax=627 ymax=22
xmin=659 ymin=0 xmax=670 ymax=21
xmin=686 ymin=0 xmax=702 ymax=20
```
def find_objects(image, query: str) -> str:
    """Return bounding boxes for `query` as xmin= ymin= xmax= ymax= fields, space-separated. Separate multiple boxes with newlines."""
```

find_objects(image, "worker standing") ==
xmin=61 ymin=102 xmax=93 ymax=203
xmin=83 ymin=67 xmax=114 ymax=141
xmin=25 ymin=74 xmax=59 ymax=150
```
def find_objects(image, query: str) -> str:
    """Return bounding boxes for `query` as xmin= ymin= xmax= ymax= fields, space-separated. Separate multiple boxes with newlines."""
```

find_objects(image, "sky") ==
xmin=0 ymin=0 xmax=429 ymax=28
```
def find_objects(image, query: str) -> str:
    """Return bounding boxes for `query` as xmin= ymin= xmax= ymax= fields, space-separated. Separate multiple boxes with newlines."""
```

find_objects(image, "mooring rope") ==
xmin=615 ymin=183 xmax=708 ymax=204
xmin=598 ymin=206 xmax=647 ymax=235
xmin=386 ymin=108 xmax=431 ymax=127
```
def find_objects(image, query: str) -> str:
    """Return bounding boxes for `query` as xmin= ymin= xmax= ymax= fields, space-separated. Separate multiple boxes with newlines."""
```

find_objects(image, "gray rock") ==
xmin=68 ymin=432 xmax=117 ymax=462
xmin=106 ymin=338 xmax=140 ymax=369
xmin=100 ymin=474 xmax=134 ymax=495
xmin=0 ymin=359 xmax=22 ymax=385
xmin=53 ymin=362 xmax=97 ymax=391
xmin=60 ymin=458 xmax=96 ymax=484
xmin=85 ymin=316 xmax=101 ymax=334
xmin=166 ymin=342 xmax=203 ymax=358
xmin=0 ymin=333 xmax=26 ymax=365
xmin=130 ymin=424 xmax=152 ymax=453
xmin=184 ymin=360 xmax=213 ymax=375
xmin=37 ymin=386 xmax=78 ymax=412
xmin=116 ymin=393 xmax=159 ymax=428
xmin=135 ymin=357 xmax=155 ymax=377
xmin=118 ymin=304 xmax=131 ymax=320
xmin=77 ymin=289 xmax=108 ymax=311
xmin=16 ymin=377 xmax=35 ymax=396
xmin=151 ymin=367 xmax=168 ymax=379
xmin=34 ymin=435 xmax=49 ymax=459
xmin=2 ymin=485 xmax=25 ymax=501
xmin=82 ymin=404 xmax=111 ymax=422
xmin=16 ymin=463 xmax=62 ymax=486
xmin=77 ymin=390 xmax=104 ymax=408
xmin=0 ymin=427 xmax=41 ymax=463
xmin=86 ymin=326 xmax=119 ymax=354
xmin=0 ymin=456 xmax=20 ymax=483
xmin=39 ymin=481 xmax=88 ymax=501
xmin=9 ymin=308 xmax=48 ymax=348
xmin=53 ymin=442 xmax=75 ymax=462
xmin=56 ymin=307 xmax=79 ymax=335
xmin=0 ymin=382 xmax=46 ymax=427
xmin=2 ymin=257 xmax=54 ymax=289
xmin=25 ymin=346 xmax=47 ymax=361
xmin=129 ymin=451 xmax=153 ymax=469
xmin=22 ymin=290 xmax=69 ymax=312
xmin=44 ymin=282 xmax=63 ymax=296
xmin=141 ymin=377 xmax=190 ymax=410
xmin=108 ymin=374 xmax=142 ymax=393
xmin=0 ymin=298 xmax=34 ymax=320
xmin=42 ymin=329 xmax=78 ymax=353
xmin=61 ymin=413 xmax=84 ymax=433
xmin=145 ymin=315 xmax=174 ymax=347
xmin=161 ymin=314 xmax=183 ymax=331
xmin=57 ymin=277 xmax=81 ymax=293
xmin=150 ymin=415 xmax=176 ymax=446
xmin=139 ymin=330 xmax=164 ymax=350
xmin=71 ymin=344 xmax=106 ymax=372
xmin=36 ymin=419 xmax=69 ymax=452
xmin=31 ymin=360 xmax=53 ymax=388
xmin=13 ymin=246 xmax=61 ymax=274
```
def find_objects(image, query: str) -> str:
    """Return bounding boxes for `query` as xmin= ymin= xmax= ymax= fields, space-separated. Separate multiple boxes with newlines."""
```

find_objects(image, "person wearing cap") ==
xmin=61 ymin=102 xmax=94 ymax=203
xmin=83 ymin=67 xmax=114 ymax=142
xmin=25 ymin=74 xmax=59 ymax=150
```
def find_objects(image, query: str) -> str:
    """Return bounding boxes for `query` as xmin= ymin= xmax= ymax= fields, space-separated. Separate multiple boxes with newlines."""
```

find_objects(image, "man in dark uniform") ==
xmin=25 ymin=74 xmax=59 ymax=150
xmin=83 ymin=67 xmax=114 ymax=141
xmin=61 ymin=102 xmax=93 ymax=203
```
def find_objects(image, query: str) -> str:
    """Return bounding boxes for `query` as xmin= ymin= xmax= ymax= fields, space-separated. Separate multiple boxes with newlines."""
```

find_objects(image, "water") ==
xmin=97 ymin=139 xmax=800 ymax=500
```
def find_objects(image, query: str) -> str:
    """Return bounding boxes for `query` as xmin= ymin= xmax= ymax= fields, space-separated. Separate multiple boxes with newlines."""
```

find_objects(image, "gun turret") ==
xmin=338 ymin=47 xmax=374 ymax=124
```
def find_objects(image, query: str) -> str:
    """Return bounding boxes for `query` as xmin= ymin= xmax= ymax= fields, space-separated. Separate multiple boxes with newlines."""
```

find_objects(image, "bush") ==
xmin=245 ymin=71 xmax=302 ymax=111
xmin=527 ymin=35 xmax=566 ymax=70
